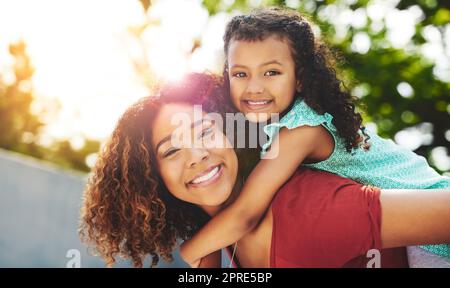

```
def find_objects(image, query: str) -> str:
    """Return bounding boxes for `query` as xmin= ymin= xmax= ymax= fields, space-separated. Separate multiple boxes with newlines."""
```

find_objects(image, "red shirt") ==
xmin=269 ymin=168 xmax=408 ymax=268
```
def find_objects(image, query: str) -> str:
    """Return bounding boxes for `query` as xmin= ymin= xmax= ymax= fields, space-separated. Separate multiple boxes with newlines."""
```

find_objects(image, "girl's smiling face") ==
xmin=227 ymin=35 xmax=300 ymax=123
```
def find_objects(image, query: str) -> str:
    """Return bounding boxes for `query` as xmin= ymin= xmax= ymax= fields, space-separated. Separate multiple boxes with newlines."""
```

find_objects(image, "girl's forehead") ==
xmin=227 ymin=35 xmax=294 ymax=64
xmin=229 ymin=35 xmax=291 ymax=50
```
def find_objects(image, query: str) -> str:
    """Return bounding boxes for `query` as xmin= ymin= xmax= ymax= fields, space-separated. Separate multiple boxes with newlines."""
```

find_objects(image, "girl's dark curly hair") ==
xmin=223 ymin=7 xmax=364 ymax=152
xmin=79 ymin=73 xmax=238 ymax=267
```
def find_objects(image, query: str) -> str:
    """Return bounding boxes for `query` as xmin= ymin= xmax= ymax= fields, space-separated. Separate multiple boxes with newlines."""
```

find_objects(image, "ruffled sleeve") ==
xmin=261 ymin=98 xmax=335 ymax=156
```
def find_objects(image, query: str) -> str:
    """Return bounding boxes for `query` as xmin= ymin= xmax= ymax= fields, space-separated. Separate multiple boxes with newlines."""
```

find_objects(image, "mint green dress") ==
xmin=262 ymin=98 xmax=450 ymax=258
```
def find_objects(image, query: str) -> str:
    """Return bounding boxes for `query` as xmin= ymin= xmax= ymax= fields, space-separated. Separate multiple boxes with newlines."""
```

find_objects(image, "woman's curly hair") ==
xmin=79 ymin=73 xmax=237 ymax=267
xmin=223 ymin=7 xmax=364 ymax=152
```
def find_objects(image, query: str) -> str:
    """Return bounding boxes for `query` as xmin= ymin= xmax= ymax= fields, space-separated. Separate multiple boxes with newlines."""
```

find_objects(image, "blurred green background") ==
xmin=1 ymin=0 xmax=449 ymax=174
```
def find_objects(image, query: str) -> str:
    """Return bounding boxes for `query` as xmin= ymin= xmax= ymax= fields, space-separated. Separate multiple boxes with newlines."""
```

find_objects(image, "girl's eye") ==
xmin=264 ymin=70 xmax=280 ymax=77
xmin=163 ymin=148 xmax=180 ymax=158
xmin=232 ymin=72 xmax=246 ymax=78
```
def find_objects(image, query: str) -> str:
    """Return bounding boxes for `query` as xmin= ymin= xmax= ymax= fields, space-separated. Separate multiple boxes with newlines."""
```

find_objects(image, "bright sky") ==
xmin=0 ymin=0 xmax=229 ymax=144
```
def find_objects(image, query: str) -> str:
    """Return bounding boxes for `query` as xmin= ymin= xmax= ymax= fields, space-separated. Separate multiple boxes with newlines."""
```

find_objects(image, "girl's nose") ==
xmin=187 ymin=148 xmax=210 ymax=168
xmin=246 ymin=78 xmax=265 ymax=94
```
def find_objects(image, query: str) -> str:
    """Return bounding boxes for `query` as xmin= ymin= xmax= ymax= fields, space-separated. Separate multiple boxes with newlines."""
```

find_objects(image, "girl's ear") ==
xmin=296 ymin=68 xmax=304 ymax=92
xmin=296 ymin=80 xmax=302 ymax=92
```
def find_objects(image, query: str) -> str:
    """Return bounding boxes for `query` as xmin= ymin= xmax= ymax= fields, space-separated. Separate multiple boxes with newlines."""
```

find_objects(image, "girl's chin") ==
xmin=245 ymin=112 xmax=272 ymax=123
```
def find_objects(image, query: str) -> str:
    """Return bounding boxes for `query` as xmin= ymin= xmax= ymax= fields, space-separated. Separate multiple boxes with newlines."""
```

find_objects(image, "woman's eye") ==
xmin=232 ymin=72 xmax=246 ymax=78
xmin=163 ymin=148 xmax=180 ymax=158
xmin=199 ymin=128 xmax=214 ymax=139
xmin=264 ymin=70 xmax=280 ymax=76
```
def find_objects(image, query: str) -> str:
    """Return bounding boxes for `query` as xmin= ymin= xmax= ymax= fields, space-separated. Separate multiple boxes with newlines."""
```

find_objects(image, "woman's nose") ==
xmin=187 ymin=148 xmax=209 ymax=168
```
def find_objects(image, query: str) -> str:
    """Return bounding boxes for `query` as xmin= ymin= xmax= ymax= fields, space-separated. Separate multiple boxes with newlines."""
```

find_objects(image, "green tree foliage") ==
xmin=203 ymin=0 xmax=450 ymax=172
xmin=0 ymin=41 xmax=43 ymax=157
xmin=1 ymin=1 xmax=448 ymax=173
xmin=0 ymin=41 xmax=100 ymax=172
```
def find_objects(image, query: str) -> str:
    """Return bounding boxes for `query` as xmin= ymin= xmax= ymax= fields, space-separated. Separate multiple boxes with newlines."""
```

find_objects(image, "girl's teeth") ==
xmin=191 ymin=166 xmax=220 ymax=184
xmin=247 ymin=100 xmax=270 ymax=105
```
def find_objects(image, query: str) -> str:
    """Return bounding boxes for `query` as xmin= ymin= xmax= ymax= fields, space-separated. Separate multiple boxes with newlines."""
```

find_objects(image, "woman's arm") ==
xmin=180 ymin=125 xmax=330 ymax=267
xmin=380 ymin=188 xmax=450 ymax=249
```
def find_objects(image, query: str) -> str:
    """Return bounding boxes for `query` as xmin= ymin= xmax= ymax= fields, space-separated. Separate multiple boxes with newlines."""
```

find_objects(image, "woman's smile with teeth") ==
xmin=189 ymin=164 xmax=223 ymax=186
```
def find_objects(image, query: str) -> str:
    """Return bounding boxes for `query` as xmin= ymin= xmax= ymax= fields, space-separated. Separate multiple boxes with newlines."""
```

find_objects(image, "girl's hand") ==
xmin=180 ymin=242 xmax=198 ymax=267
xmin=188 ymin=258 xmax=201 ymax=268
xmin=180 ymin=245 xmax=201 ymax=268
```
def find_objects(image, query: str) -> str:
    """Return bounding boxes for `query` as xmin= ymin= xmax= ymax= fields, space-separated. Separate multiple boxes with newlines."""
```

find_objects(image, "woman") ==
xmin=79 ymin=73 xmax=450 ymax=268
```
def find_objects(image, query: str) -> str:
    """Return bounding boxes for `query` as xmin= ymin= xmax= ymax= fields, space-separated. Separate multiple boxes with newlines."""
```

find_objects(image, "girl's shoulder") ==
xmin=282 ymin=98 xmax=335 ymax=130
xmin=261 ymin=98 xmax=336 ymax=156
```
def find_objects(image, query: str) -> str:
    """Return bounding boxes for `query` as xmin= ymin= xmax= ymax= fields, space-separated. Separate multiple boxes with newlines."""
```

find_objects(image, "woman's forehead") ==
xmin=152 ymin=103 xmax=208 ymax=147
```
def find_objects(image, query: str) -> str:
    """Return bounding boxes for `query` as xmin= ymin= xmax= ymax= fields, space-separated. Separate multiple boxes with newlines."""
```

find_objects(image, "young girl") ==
xmin=180 ymin=7 xmax=450 ymax=267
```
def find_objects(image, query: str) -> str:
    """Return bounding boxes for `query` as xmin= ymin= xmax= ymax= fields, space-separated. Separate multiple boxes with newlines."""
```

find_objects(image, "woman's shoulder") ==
xmin=270 ymin=168 xmax=383 ymax=267
xmin=272 ymin=167 xmax=382 ymax=236
xmin=274 ymin=168 xmax=363 ymax=200
xmin=271 ymin=168 xmax=377 ymax=218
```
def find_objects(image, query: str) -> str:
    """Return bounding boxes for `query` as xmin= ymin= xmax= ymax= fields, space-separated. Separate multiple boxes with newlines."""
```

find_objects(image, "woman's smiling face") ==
xmin=152 ymin=103 xmax=239 ymax=213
